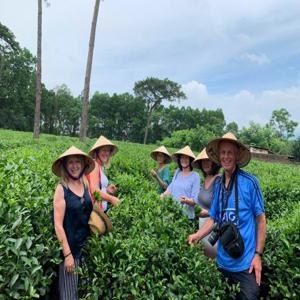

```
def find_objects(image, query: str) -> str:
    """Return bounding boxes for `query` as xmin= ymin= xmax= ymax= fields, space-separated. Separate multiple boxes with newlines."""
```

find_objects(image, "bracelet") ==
xmin=64 ymin=252 xmax=72 ymax=258
xmin=255 ymin=250 xmax=263 ymax=257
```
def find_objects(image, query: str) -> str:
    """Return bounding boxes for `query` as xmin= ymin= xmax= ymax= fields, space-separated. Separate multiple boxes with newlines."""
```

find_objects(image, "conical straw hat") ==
xmin=192 ymin=148 xmax=209 ymax=169
xmin=89 ymin=136 xmax=118 ymax=157
xmin=172 ymin=146 xmax=195 ymax=161
xmin=150 ymin=146 xmax=172 ymax=164
xmin=52 ymin=146 xmax=95 ymax=177
xmin=206 ymin=132 xmax=251 ymax=167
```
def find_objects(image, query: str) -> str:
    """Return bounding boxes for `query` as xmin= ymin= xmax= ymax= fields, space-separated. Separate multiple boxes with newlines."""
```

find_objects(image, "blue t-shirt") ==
xmin=100 ymin=167 xmax=109 ymax=211
xmin=208 ymin=168 xmax=265 ymax=272
xmin=168 ymin=169 xmax=200 ymax=219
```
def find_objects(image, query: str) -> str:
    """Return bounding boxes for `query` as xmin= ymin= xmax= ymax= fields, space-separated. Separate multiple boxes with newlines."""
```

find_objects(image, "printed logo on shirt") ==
xmin=221 ymin=208 xmax=237 ymax=225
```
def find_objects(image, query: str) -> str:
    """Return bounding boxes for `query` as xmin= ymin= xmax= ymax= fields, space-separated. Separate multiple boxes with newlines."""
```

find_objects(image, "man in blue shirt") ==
xmin=188 ymin=133 xmax=266 ymax=300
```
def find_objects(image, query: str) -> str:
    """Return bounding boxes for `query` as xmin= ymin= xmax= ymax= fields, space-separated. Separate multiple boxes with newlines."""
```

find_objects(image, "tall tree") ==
xmin=269 ymin=108 xmax=298 ymax=139
xmin=33 ymin=0 xmax=43 ymax=139
xmin=79 ymin=0 xmax=101 ymax=142
xmin=133 ymin=77 xmax=186 ymax=144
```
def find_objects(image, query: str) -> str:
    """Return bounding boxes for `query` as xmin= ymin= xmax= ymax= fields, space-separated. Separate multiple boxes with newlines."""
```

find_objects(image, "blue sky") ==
xmin=1 ymin=0 xmax=300 ymax=136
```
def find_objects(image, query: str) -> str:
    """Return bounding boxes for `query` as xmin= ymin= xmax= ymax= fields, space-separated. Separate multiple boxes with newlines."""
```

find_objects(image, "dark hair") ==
xmin=198 ymin=160 xmax=220 ymax=177
xmin=177 ymin=155 xmax=193 ymax=171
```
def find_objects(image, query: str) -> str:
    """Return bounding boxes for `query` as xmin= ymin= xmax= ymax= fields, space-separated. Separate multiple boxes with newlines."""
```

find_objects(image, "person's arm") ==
xmin=188 ymin=217 xmax=215 ymax=244
xmin=151 ymin=169 xmax=168 ymax=191
xmin=53 ymin=184 xmax=74 ymax=273
xmin=89 ymin=163 xmax=119 ymax=206
xmin=249 ymin=213 xmax=266 ymax=286
xmin=248 ymin=176 xmax=266 ymax=286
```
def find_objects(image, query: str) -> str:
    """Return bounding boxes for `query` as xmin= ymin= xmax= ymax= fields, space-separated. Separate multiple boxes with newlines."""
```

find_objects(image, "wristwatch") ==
xmin=255 ymin=250 xmax=263 ymax=257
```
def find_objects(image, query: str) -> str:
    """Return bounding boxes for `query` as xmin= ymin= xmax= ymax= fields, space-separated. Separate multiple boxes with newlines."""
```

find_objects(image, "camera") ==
xmin=208 ymin=222 xmax=220 ymax=246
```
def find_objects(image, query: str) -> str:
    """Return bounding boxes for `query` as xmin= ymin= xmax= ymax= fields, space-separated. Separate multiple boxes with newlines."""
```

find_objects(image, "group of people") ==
xmin=150 ymin=133 xmax=266 ymax=300
xmin=52 ymin=132 xmax=266 ymax=300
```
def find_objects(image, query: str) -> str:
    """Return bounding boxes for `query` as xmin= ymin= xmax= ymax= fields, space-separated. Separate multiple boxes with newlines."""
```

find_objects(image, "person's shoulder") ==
xmin=237 ymin=169 xmax=260 ymax=187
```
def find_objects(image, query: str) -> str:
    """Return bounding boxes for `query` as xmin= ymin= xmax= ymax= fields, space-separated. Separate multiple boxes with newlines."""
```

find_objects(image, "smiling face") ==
xmin=65 ymin=155 xmax=83 ymax=178
xmin=97 ymin=146 xmax=112 ymax=164
xmin=156 ymin=152 xmax=167 ymax=164
xmin=201 ymin=159 xmax=213 ymax=175
xmin=180 ymin=154 xmax=191 ymax=169
xmin=218 ymin=141 xmax=239 ymax=174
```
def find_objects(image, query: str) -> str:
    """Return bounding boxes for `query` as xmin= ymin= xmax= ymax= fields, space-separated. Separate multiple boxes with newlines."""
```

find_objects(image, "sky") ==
xmin=1 ymin=0 xmax=300 ymax=136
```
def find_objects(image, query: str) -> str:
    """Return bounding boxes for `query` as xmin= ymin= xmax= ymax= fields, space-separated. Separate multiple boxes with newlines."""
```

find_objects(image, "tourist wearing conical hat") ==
xmin=150 ymin=146 xmax=171 ymax=194
xmin=160 ymin=146 xmax=200 ymax=220
xmin=192 ymin=147 xmax=221 ymax=258
xmin=188 ymin=133 xmax=266 ymax=300
xmin=88 ymin=135 xmax=120 ymax=212
xmin=52 ymin=146 xmax=95 ymax=299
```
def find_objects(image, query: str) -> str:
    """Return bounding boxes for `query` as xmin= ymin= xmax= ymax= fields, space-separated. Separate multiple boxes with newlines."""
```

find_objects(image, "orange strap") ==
xmin=86 ymin=163 xmax=103 ymax=210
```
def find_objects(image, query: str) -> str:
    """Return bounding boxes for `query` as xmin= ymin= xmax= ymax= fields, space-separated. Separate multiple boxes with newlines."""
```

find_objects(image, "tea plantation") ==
xmin=0 ymin=129 xmax=299 ymax=299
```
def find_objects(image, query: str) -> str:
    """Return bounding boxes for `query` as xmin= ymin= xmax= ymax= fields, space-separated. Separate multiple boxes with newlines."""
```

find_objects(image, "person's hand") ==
xmin=188 ymin=232 xmax=200 ymax=245
xmin=180 ymin=196 xmax=187 ymax=204
xmin=180 ymin=196 xmax=194 ymax=206
xmin=107 ymin=184 xmax=118 ymax=194
xmin=150 ymin=169 xmax=157 ymax=178
xmin=110 ymin=196 xmax=120 ymax=206
xmin=249 ymin=253 xmax=262 ymax=286
xmin=160 ymin=193 xmax=165 ymax=200
xmin=64 ymin=254 xmax=75 ymax=273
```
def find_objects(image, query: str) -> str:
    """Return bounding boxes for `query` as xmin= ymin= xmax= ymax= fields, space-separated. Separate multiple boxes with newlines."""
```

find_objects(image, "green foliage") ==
xmin=0 ymin=127 xmax=299 ymax=299
xmin=269 ymin=108 xmax=298 ymax=139
xmin=292 ymin=137 xmax=300 ymax=161
xmin=161 ymin=126 xmax=218 ymax=152
xmin=133 ymin=77 xmax=186 ymax=144
xmin=262 ymin=204 xmax=300 ymax=299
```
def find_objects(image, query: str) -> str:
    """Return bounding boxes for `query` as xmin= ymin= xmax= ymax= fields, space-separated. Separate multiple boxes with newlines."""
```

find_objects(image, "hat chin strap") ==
xmin=63 ymin=162 xmax=87 ymax=181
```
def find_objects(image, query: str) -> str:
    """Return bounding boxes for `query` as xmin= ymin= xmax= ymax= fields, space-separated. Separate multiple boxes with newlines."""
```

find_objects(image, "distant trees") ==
xmin=134 ymin=77 xmax=186 ymax=144
xmin=269 ymin=108 xmax=298 ymax=139
xmin=0 ymin=23 xmax=36 ymax=131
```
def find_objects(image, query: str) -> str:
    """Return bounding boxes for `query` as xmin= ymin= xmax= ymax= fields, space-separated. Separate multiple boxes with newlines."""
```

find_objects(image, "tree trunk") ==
xmin=33 ymin=0 xmax=42 ymax=139
xmin=143 ymin=110 xmax=153 ymax=144
xmin=79 ymin=0 xmax=101 ymax=142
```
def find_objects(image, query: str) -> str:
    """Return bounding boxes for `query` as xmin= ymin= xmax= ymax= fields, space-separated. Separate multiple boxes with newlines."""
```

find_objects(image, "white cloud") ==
xmin=241 ymin=53 xmax=271 ymax=65
xmin=178 ymin=80 xmax=300 ymax=136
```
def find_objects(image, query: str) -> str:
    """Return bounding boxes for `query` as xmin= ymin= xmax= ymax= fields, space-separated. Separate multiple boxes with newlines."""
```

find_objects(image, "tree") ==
xmin=225 ymin=122 xmax=239 ymax=135
xmin=292 ymin=137 xmax=300 ymax=161
xmin=133 ymin=77 xmax=186 ymax=144
xmin=79 ymin=0 xmax=101 ymax=142
xmin=33 ymin=0 xmax=43 ymax=139
xmin=0 ymin=26 xmax=36 ymax=131
xmin=269 ymin=108 xmax=298 ymax=139
xmin=88 ymin=92 xmax=146 ymax=142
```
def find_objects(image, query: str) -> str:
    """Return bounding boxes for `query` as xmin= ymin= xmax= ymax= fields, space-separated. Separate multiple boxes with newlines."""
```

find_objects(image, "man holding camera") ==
xmin=188 ymin=133 xmax=266 ymax=300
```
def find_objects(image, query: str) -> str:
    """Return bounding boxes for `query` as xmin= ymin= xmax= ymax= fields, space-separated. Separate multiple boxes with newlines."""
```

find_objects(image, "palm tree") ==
xmin=79 ymin=0 xmax=101 ymax=142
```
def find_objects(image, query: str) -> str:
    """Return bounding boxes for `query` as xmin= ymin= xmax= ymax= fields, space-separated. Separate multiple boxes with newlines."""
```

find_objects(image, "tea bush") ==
xmin=0 ymin=129 xmax=299 ymax=299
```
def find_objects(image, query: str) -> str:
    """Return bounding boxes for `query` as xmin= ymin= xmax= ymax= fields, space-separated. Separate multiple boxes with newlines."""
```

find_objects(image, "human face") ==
xmin=65 ymin=155 xmax=83 ymax=178
xmin=156 ymin=153 xmax=166 ymax=164
xmin=219 ymin=141 xmax=238 ymax=174
xmin=201 ymin=159 xmax=213 ymax=175
xmin=180 ymin=155 xmax=190 ymax=169
xmin=98 ymin=146 xmax=112 ymax=164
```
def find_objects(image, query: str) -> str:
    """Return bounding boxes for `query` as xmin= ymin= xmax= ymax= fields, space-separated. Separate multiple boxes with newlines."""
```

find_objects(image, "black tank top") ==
xmin=62 ymin=186 xmax=93 ymax=259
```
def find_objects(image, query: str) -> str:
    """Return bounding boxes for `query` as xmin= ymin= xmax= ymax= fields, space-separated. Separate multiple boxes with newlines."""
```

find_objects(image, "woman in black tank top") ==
xmin=52 ymin=146 xmax=95 ymax=300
